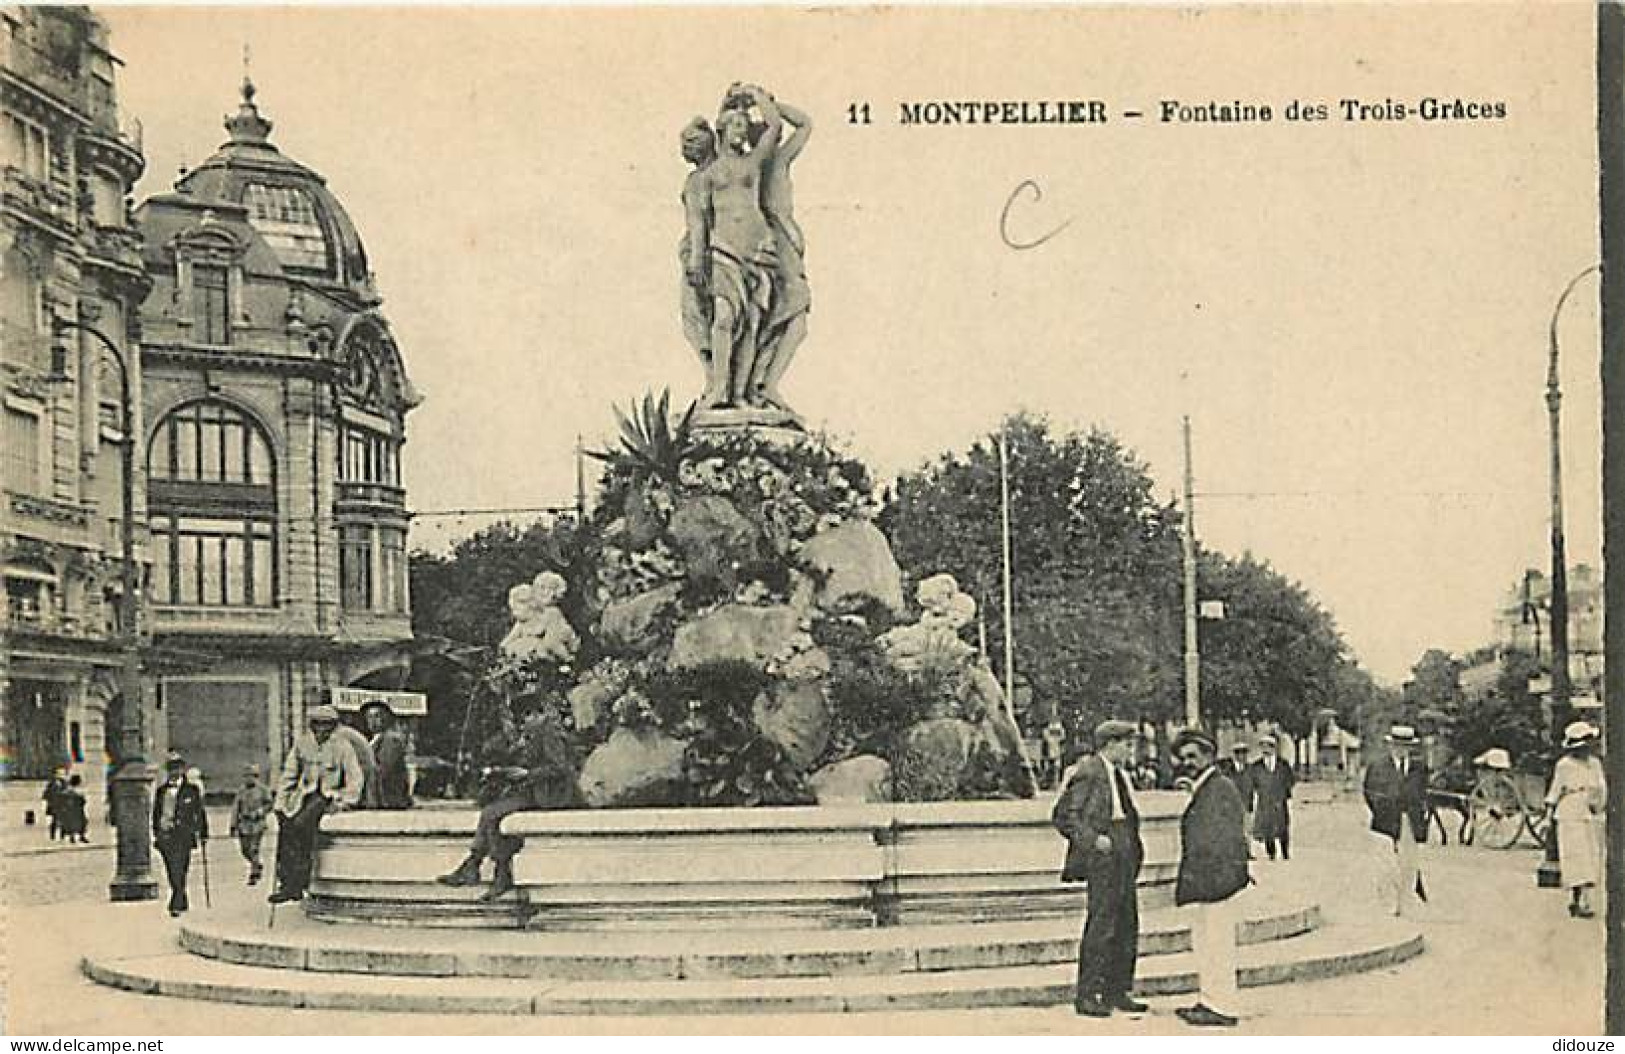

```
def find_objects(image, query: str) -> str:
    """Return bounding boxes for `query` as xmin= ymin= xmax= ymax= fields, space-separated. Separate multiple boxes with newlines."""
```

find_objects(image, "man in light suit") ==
xmin=269 ymin=704 xmax=364 ymax=904
xmin=1172 ymin=728 xmax=1252 ymax=1028
xmin=1052 ymin=719 xmax=1146 ymax=1018
xmin=1363 ymin=724 xmax=1430 ymax=916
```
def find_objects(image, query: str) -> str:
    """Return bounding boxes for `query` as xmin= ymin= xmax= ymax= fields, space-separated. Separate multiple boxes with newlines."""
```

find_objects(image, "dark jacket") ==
xmin=1052 ymin=755 xmax=1143 ymax=883
xmin=370 ymin=727 xmax=413 ymax=809
xmin=151 ymin=777 xmax=209 ymax=849
xmin=1249 ymin=757 xmax=1295 ymax=839
xmin=1363 ymin=753 xmax=1429 ymax=841
xmin=1217 ymin=758 xmax=1257 ymax=811
xmin=1175 ymin=769 xmax=1251 ymax=906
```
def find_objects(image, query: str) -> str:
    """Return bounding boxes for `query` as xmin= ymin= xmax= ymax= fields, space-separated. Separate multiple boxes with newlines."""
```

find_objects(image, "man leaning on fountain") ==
xmin=1052 ymin=718 xmax=1148 ymax=1018
xmin=268 ymin=704 xmax=365 ymax=904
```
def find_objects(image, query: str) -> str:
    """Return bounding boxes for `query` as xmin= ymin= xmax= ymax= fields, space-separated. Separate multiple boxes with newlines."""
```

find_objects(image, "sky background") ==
xmin=104 ymin=5 xmax=1602 ymax=685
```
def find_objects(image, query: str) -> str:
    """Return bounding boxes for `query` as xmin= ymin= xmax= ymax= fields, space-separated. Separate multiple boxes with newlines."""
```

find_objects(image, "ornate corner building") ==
xmin=133 ymin=80 xmax=419 ymax=780
xmin=3 ymin=7 xmax=150 ymax=780
xmin=4 ymin=8 xmax=419 ymax=786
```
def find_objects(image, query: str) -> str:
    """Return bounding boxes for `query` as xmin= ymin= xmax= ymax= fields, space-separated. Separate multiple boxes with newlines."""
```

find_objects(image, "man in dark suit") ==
xmin=1250 ymin=735 xmax=1296 ymax=860
xmin=151 ymin=751 xmax=209 ymax=917
xmin=1172 ymin=728 xmax=1251 ymax=1028
xmin=1052 ymin=718 xmax=1146 ymax=1018
xmin=1363 ymin=724 xmax=1429 ymax=916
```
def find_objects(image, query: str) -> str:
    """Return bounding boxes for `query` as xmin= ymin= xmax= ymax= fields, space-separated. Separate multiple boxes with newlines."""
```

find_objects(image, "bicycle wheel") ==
xmin=1470 ymin=773 xmax=1526 ymax=849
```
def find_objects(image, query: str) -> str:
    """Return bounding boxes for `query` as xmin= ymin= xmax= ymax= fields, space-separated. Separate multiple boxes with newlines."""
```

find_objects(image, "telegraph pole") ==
xmin=1182 ymin=416 xmax=1200 ymax=727
xmin=998 ymin=428 xmax=1017 ymax=708
xmin=1597 ymin=0 xmax=1624 ymax=1033
xmin=575 ymin=434 xmax=588 ymax=522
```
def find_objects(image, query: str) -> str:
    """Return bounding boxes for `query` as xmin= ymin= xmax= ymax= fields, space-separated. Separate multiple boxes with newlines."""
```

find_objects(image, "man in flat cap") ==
xmin=269 ymin=703 xmax=364 ymax=904
xmin=1052 ymin=718 xmax=1147 ymax=1018
xmin=1171 ymin=727 xmax=1252 ymax=1027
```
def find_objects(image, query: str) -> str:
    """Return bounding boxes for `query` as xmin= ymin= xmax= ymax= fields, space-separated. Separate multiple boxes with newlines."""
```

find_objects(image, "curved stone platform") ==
xmin=82 ymin=900 xmax=1423 ymax=1015
xmin=307 ymin=797 xmax=1185 ymax=930
xmin=177 ymin=900 xmax=1323 ymax=979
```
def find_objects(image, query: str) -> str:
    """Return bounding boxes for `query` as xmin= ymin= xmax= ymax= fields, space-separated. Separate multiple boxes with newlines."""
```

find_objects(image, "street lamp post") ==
xmin=1546 ymin=264 xmax=1598 ymax=731
xmin=49 ymin=316 xmax=156 ymax=902
xmin=1537 ymin=265 xmax=1600 ymax=891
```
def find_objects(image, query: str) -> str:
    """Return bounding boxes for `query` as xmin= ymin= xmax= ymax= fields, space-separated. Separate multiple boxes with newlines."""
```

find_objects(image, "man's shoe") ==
xmin=167 ymin=908 xmax=181 ymax=918
xmin=1110 ymin=995 xmax=1150 ymax=1013
xmin=479 ymin=861 xmax=516 ymax=902
xmin=1176 ymin=1004 xmax=1238 ymax=1028
xmin=436 ymin=856 xmax=483 ymax=887
xmin=267 ymin=888 xmax=301 ymax=904
xmin=1073 ymin=995 xmax=1111 ymax=1018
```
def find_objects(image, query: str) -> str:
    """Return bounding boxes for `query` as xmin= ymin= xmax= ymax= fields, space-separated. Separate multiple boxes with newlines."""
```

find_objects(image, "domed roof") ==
xmin=173 ymin=79 xmax=372 ymax=294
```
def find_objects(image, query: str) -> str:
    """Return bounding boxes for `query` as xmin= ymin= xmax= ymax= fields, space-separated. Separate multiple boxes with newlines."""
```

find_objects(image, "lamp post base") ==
xmin=1537 ymin=818 xmax=1563 ymax=888
xmin=108 ymin=759 xmax=157 ymax=903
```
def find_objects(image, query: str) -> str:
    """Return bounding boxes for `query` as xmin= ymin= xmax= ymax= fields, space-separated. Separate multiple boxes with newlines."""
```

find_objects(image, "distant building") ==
xmin=134 ymin=79 xmax=419 ymax=780
xmin=1495 ymin=565 xmax=1604 ymax=700
xmin=2 ymin=7 xmax=149 ymax=779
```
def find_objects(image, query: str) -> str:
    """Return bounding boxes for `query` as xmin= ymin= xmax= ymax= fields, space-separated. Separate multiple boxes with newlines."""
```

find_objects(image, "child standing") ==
xmin=228 ymin=765 xmax=273 ymax=885
xmin=42 ymin=767 xmax=68 ymax=839
xmin=58 ymin=774 xmax=89 ymax=842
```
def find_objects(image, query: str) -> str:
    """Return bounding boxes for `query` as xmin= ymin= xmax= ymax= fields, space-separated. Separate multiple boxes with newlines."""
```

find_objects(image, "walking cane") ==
xmin=200 ymin=838 xmax=213 ymax=909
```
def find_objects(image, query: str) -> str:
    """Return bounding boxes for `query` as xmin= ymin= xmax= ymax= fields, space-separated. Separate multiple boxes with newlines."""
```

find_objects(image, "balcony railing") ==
xmin=335 ymin=481 xmax=408 ymax=509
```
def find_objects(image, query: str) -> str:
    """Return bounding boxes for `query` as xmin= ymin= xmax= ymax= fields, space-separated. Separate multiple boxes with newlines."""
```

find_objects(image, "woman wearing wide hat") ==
xmin=1545 ymin=721 xmax=1607 ymax=918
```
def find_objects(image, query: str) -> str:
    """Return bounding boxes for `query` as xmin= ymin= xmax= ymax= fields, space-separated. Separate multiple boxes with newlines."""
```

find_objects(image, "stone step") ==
xmin=82 ymin=919 xmax=1424 ymax=1015
xmin=178 ymin=900 xmax=1322 ymax=980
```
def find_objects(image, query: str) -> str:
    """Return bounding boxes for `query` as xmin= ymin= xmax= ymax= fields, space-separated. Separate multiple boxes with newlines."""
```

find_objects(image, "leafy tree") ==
xmin=882 ymin=413 xmax=1185 ymax=742
xmin=409 ymin=518 xmax=586 ymax=652
xmin=1196 ymin=552 xmax=1350 ymax=735
xmin=1404 ymin=648 xmax=1465 ymax=711
xmin=1445 ymin=650 xmax=1551 ymax=774
xmin=882 ymin=412 xmax=1365 ymax=744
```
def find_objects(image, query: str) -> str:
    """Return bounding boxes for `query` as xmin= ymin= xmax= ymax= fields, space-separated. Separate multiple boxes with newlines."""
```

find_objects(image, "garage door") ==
xmin=163 ymin=681 xmax=270 ymax=794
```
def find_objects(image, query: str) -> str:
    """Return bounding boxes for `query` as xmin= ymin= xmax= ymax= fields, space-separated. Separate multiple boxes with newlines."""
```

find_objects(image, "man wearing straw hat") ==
xmin=151 ymin=751 xmax=209 ymax=917
xmin=1363 ymin=724 xmax=1430 ymax=916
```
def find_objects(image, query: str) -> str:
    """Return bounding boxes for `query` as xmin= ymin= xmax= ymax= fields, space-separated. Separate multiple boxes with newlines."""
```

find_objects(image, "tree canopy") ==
xmin=882 ymin=411 xmax=1370 ymax=743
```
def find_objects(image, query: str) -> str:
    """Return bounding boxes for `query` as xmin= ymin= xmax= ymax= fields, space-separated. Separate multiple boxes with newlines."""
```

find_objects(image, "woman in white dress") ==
xmin=1544 ymin=721 xmax=1607 ymax=918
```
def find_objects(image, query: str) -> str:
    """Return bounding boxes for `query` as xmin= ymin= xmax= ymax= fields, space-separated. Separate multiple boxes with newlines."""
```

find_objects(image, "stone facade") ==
xmin=2 ymin=7 xmax=149 ymax=780
xmin=133 ymin=79 xmax=420 ymax=782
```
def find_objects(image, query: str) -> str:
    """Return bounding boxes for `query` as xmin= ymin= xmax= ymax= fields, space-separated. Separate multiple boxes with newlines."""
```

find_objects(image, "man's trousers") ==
xmin=1074 ymin=822 xmax=1141 ymax=1003
xmin=1188 ymin=895 xmax=1240 ymax=1013
xmin=274 ymin=794 xmax=328 ymax=896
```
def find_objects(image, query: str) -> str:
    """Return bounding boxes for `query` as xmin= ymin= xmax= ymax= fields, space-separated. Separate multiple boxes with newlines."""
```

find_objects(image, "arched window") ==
xmin=147 ymin=400 xmax=277 ymax=607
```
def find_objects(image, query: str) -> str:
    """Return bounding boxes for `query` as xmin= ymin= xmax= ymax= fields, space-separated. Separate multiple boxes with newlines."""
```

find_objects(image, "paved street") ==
xmin=2 ymin=796 xmax=1606 ymax=1035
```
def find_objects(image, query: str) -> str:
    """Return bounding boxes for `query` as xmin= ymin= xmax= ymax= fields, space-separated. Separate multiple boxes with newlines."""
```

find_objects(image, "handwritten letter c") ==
xmin=999 ymin=179 xmax=1073 ymax=251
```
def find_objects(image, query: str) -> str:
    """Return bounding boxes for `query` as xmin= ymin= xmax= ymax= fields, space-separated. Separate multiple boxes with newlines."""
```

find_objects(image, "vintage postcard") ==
xmin=1 ymin=2 xmax=1609 ymax=1039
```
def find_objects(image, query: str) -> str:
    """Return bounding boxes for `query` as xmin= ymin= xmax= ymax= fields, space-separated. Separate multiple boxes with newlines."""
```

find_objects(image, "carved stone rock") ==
xmin=751 ymin=679 xmax=830 ymax=769
xmin=668 ymin=495 xmax=761 ymax=591
xmin=577 ymin=726 xmax=689 ymax=808
xmin=669 ymin=603 xmax=801 ymax=671
xmin=809 ymin=755 xmax=893 ymax=804
xmin=598 ymin=583 xmax=682 ymax=656
xmin=798 ymin=519 xmax=905 ymax=616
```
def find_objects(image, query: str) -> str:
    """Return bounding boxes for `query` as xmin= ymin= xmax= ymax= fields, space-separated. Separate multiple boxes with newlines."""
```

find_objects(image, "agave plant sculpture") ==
xmin=587 ymin=389 xmax=699 ymax=484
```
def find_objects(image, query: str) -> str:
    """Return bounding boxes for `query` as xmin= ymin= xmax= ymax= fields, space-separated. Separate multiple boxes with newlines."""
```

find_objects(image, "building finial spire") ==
xmin=224 ymin=50 xmax=273 ymax=146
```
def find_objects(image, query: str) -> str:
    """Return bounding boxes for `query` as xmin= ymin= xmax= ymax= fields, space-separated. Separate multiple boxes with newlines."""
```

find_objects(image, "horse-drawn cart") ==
xmin=1426 ymin=747 xmax=1549 ymax=849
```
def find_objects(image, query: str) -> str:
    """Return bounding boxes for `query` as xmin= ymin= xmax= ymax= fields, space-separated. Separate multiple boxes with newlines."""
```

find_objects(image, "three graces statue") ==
xmin=680 ymin=84 xmax=812 ymax=420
